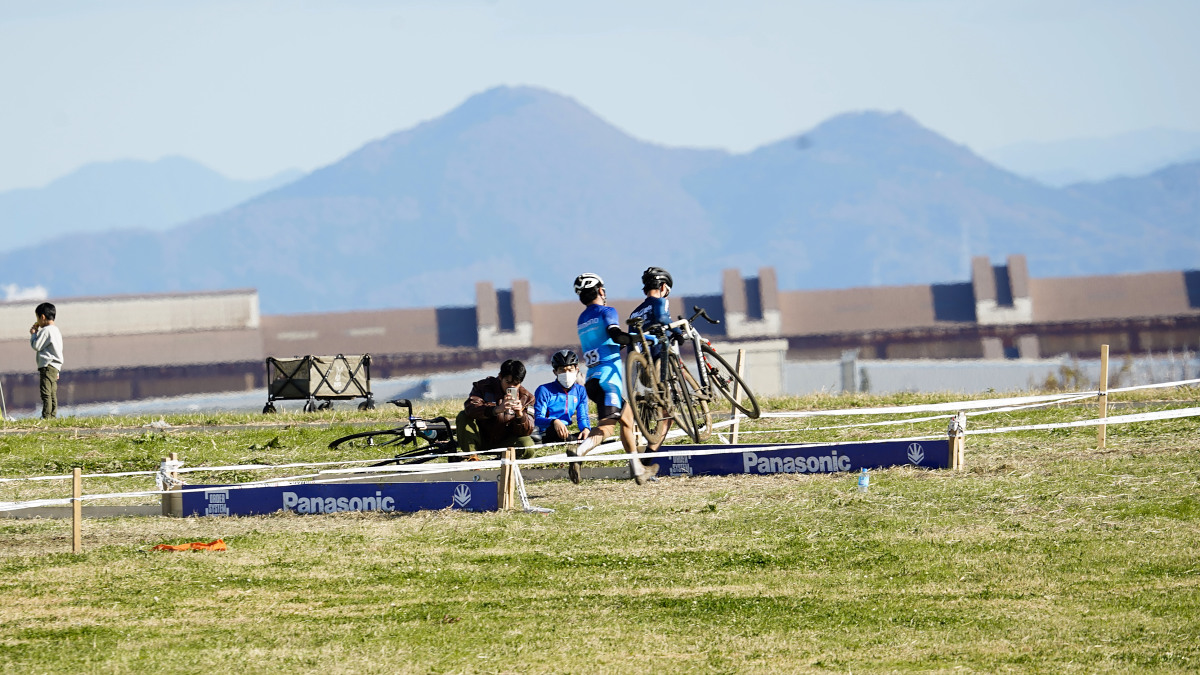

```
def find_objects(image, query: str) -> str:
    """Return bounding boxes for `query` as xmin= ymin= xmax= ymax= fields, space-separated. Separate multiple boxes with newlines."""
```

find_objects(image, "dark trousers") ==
xmin=39 ymin=366 xmax=58 ymax=419
xmin=540 ymin=424 xmax=581 ymax=444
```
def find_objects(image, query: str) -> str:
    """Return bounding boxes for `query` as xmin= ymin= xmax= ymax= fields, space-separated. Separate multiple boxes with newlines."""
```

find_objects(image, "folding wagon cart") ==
xmin=263 ymin=354 xmax=374 ymax=413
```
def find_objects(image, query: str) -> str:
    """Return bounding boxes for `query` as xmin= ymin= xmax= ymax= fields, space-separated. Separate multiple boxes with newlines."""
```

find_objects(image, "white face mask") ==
xmin=556 ymin=371 xmax=576 ymax=388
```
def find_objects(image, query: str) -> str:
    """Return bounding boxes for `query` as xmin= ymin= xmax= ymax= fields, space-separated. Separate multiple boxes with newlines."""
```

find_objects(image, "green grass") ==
xmin=2 ymin=390 xmax=1199 ymax=673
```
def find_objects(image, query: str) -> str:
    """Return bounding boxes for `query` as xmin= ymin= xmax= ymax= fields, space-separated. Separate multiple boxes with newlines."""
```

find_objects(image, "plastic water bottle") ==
xmin=857 ymin=467 xmax=869 ymax=493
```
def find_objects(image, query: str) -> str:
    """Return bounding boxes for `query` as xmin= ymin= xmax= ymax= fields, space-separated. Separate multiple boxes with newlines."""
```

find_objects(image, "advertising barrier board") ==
xmin=181 ymin=480 xmax=497 ymax=517
xmin=653 ymin=439 xmax=950 ymax=478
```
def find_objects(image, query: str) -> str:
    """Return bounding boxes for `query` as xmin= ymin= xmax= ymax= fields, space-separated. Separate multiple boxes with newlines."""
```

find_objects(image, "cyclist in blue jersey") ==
xmin=629 ymin=266 xmax=678 ymax=351
xmin=628 ymin=266 xmax=677 ymax=449
xmin=571 ymin=272 xmax=657 ymax=485
xmin=533 ymin=349 xmax=591 ymax=443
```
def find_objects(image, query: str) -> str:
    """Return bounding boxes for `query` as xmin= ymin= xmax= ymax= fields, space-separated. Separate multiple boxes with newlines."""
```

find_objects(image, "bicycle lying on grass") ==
xmin=327 ymin=398 xmax=458 ymax=465
xmin=625 ymin=307 xmax=761 ymax=445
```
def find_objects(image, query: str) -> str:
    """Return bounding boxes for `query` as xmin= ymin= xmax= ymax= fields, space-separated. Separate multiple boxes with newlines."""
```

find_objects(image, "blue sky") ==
xmin=1 ymin=0 xmax=1197 ymax=191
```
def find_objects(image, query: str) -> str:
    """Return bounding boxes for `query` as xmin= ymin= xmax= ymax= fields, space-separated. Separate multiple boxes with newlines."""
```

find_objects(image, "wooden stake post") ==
xmin=1098 ymin=344 xmax=1110 ymax=449
xmin=497 ymin=447 xmax=516 ymax=511
xmin=161 ymin=452 xmax=182 ymax=517
xmin=730 ymin=349 xmax=746 ymax=445
xmin=948 ymin=411 xmax=966 ymax=470
xmin=72 ymin=467 xmax=82 ymax=554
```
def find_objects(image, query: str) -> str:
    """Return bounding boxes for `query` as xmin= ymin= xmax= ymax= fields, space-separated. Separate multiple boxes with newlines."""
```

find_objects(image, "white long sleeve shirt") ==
xmin=30 ymin=324 xmax=64 ymax=370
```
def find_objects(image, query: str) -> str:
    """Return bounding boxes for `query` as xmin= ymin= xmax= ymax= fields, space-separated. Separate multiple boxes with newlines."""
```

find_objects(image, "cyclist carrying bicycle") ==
xmin=629 ymin=266 xmax=682 ymax=351
xmin=570 ymin=272 xmax=656 ymax=485
xmin=628 ymin=266 xmax=678 ymax=448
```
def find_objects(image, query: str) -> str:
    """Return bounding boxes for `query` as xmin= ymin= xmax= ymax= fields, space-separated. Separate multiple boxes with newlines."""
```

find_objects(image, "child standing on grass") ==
xmin=29 ymin=302 xmax=63 ymax=419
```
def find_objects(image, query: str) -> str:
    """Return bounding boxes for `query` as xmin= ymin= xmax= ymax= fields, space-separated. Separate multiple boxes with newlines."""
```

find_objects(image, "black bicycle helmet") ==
xmin=642 ymin=266 xmax=673 ymax=292
xmin=551 ymin=349 xmax=579 ymax=369
xmin=574 ymin=273 xmax=604 ymax=295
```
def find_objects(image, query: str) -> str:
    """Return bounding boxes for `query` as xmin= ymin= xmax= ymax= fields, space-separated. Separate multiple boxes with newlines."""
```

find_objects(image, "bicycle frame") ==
xmin=626 ymin=318 xmax=672 ymax=410
xmin=665 ymin=310 xmax=717 ymax=400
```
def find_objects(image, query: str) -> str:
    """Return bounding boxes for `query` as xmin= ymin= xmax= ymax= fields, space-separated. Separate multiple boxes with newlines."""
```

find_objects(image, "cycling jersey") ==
xmin=577 ymin=303 xmax=625 ymax=411
xmin=629 ymin=296 xmax=671 ymax=331
xmin=577 ymin=304 xmax=622 ymax=370
xmin=533 ymin=381 xmax=591 ymax=434
xmin=629 ymin=295 xmax=679 ymax=355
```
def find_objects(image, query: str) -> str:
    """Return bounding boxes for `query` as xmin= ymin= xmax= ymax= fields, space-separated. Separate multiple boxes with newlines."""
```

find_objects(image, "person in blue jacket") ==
xmin=533 ymin=349 xmax=591 ymax=444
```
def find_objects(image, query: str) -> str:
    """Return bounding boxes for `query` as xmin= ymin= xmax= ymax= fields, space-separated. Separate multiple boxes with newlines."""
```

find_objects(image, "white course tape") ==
xmin=759 ymin=391 xmax=1091 ymax=418
xmin=1107 ymin=377 xmax=1200 ymax=394
xmin=725 ymin=392 xmax=1097 ymax=436
xmin=967 ymin=406 xmax=1200 ymax=435
xmin=0 ymin=456 xmax=418 ymax=485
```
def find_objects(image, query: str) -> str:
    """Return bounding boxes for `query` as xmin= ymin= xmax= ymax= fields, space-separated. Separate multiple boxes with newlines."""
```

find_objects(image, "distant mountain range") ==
xmin=983 ymin=129 xmax=1200 ymax=187
xmin=0 ymin=157 xmax=301 ymax=253
xmin=0 ymin=86 xmax=1196 ymax=314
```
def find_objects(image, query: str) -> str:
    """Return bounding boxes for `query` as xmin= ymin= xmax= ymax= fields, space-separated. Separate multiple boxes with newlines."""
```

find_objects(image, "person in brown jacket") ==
xmin=454 ymin=359 xmax=537 ymax=460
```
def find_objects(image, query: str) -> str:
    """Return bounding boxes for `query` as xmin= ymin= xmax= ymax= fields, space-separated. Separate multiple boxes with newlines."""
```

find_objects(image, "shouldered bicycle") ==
xmin=625 ymin=306 xmax=761 ymax=445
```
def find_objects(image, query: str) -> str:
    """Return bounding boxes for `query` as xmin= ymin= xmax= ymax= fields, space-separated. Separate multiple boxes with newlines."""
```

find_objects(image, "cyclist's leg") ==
xmin=620 ymin=402 xmax=657 ymax=483
xmin=578 ymin=372 xmax=623 ymax=456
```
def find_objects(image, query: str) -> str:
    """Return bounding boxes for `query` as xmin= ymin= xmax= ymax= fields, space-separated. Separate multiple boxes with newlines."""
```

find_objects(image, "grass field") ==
xmin=2 ymin=390 xmax=1198 ymax=673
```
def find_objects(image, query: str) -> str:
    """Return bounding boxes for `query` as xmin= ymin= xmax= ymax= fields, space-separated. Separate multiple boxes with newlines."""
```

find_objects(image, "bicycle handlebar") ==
xmin=389 ymin=398 xmax=414 ymax=418
xmin=690 ymin=306 xmax=720 ymax=325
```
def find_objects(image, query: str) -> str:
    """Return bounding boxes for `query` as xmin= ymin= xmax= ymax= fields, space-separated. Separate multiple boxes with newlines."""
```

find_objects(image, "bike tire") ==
xmin=328 ymin=429 xmax=410 ymax=451
xmin=667 ymin=356 xmax=701 ymax=443
xmin=701 ymin=342 xmax=761 ymax=419
xmin=624 ymin=351 xmax=667 ymax=446
xmin=371 ymin=441 xmax=451 ymax=466
xmin=678 ymin=362 xmax=712 ymax=442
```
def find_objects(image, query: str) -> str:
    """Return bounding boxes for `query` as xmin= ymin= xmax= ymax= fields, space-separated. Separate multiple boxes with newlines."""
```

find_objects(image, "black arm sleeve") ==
xmin=607 ymin=325 xmax=632 ymax=347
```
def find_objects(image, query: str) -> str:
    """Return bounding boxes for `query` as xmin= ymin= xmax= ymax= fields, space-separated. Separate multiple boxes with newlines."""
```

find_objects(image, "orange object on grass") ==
xmin=152 ymin=539 xmax=227 ymax=552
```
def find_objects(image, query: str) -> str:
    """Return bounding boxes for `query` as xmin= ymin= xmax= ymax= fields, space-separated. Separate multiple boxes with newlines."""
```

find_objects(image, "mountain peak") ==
xmin=422 ymin=85 xmax=600 ymax=139
xmin=451 ymin=85 xmax=573 ymax=117
xmin=805 ymin=110 xmax=943 ymax=148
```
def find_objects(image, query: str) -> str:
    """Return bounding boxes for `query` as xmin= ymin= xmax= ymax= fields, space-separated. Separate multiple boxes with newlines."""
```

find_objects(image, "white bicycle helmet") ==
xmin=574 ymin=273 xmax=604 ymax=295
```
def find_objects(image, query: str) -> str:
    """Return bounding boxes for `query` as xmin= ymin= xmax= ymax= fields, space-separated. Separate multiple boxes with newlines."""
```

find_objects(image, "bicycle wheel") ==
xmin=666 ymin=356 xmax=701 ymax=443
xmin=701 ymin=343 xmax=761 ymax=419
xmin=678 ymin=363 xmax=712 ymax=442
xmin=328 ymin=429 xmax=410 ymax=451
xmin=625 ymin=351 xmax=667 ymax=446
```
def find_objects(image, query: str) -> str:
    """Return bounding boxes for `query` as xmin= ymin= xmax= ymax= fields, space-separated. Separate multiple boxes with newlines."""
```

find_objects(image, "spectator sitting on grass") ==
xmin=455 ymin=359 xmax=536 ymax=460
xmin=533 ymin=349 xmax=590 ymax=444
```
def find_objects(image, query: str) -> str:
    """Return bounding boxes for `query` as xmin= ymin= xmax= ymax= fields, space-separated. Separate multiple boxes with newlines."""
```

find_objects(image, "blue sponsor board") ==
xmin=182 ymin=481 xmax=498 ymax=517
xmin=652 ymin=439 xmax=950 ymax=477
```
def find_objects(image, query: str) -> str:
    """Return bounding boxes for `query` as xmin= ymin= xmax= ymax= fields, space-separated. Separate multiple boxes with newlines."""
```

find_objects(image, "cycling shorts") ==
xmin=585 ymin=363 xmax=625 ymax=421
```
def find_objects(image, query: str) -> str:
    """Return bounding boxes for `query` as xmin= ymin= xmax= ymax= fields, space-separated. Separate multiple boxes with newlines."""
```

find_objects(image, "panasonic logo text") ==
xmin=742 ymin=451 xmax=852 ymax=474
xmin=282 ymin=490 xmax=396 ymax=514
